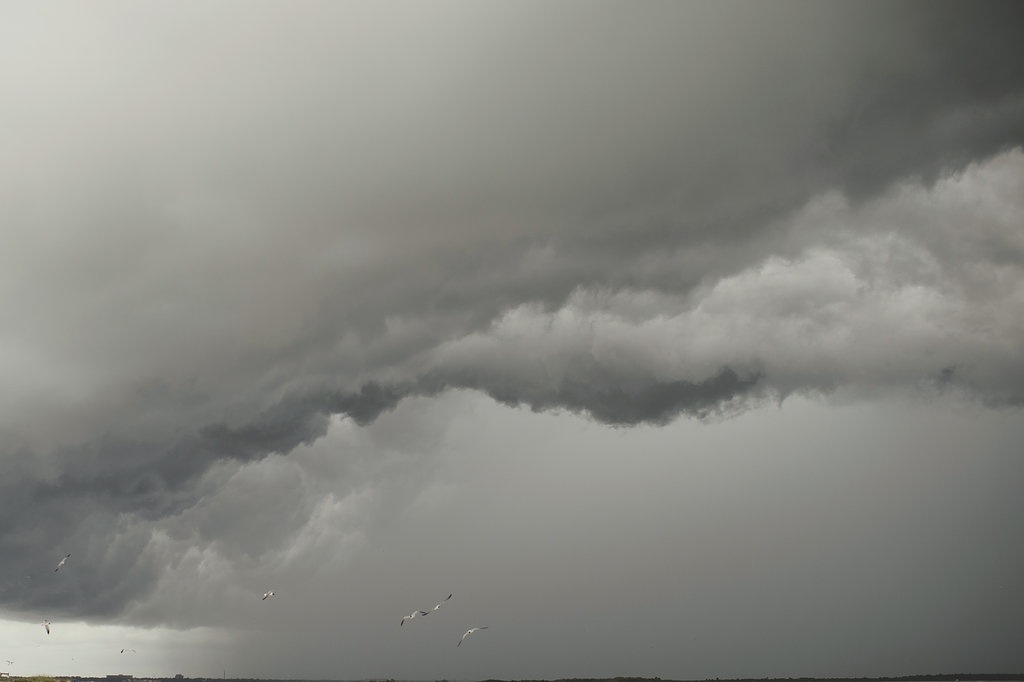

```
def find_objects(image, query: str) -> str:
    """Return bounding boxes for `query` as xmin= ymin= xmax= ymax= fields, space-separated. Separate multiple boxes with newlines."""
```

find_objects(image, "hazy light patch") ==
xmin=0 ymin=617 xmax=229 ymax=677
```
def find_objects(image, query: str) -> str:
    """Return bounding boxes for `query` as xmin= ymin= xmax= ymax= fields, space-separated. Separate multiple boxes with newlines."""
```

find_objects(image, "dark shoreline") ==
xmin=493 ymin=676 xmax=1024 ymax=682
xmin=32 ymin=671 xmax=1024 ymax=675
xmin=470 ymin=676 xmax=1024 ymax=682
xmin=64 ymin=671 xmax=1024 ymax=675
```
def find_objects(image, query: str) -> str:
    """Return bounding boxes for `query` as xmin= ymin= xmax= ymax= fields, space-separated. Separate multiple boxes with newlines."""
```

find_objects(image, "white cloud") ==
xmin=424 ymin=149 xmax=1024 ymax=407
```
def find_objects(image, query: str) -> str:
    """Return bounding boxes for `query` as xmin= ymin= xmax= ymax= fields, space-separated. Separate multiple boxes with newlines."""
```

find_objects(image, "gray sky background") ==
xmin=1 ymin=0 xmax=1024 ymax=678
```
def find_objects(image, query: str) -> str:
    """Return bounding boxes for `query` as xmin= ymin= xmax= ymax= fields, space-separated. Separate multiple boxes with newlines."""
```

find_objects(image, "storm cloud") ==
xmin=1 ymin=1 xmax=1024 ymax=676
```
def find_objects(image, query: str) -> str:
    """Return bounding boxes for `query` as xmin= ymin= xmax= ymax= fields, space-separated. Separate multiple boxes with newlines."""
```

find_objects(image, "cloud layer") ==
xmin=1 ymin=1 xmax=1023 ymax=655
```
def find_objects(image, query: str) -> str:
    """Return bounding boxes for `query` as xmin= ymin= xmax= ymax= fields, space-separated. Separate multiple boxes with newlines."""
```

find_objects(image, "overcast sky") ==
xmin=2 ymin=1 xmax=1024 ymax=678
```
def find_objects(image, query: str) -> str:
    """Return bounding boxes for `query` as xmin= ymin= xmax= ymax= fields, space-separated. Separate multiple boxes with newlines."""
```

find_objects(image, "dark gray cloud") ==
xmin=1 ymin=1 xmax=1024 ymax=675
xmin=1 ymin=363 xmax=764 ymax=619
xmin=421 ymin=368 xmax=764 ymax=426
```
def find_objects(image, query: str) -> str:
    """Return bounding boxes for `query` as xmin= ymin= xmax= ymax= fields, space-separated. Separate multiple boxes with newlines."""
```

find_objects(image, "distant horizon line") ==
xmin=37 ymin=673 xmax=1024 ymax=682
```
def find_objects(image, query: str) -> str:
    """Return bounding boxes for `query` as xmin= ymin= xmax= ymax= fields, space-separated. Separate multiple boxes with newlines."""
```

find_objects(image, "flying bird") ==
xmin=458 ymin=626 xmax=488 ymax=646
xmin=400 ymin=610 xmax=428 ymax=626
xmin=262 ymin=590 xmax=275 ymax=600
xmin=120 ymin=648 xmax=136 ymax=654
xmin=42 ymin=620 xmax=50 ymax=634
xmin=431 ymin=593 xmax=453 ymax=612
xmin=54 ymin=554 xmax=70 ymax=572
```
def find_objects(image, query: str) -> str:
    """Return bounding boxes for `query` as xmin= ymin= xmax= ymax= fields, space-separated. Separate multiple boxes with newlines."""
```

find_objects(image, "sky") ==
xmin=1 ymin=0 xmax=1024 ymax=678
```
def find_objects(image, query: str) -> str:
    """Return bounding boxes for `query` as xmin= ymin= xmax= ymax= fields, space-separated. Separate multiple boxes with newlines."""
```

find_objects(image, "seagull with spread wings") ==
xmin=54 ymin=554 xmax=70 ymax=572
xmin=400 ymin=610 xmax=428 ymax=626
xmin=431 ymin=593 xmax=453 ymax=612
xmin=458 ymin=626 xmax=488 ymax=646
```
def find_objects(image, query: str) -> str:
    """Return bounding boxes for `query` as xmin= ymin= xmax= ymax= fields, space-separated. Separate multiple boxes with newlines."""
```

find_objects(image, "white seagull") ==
xmin=262 ymin=590 xmax=275 ymax=601
xmin=120 ymin=648 xmax=136 ymax=654
xmin=42 ymin=620 xmax=51 ymax=634
xmin=54 ymin=554 xmax=70 ymax=572
xmin=431 ymin=593 xmax=453 ymax=612
xmin=458 ymin=626 xmax=488 ymax=646
xmin=400 ymin=610 xmax=428 ymax=626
